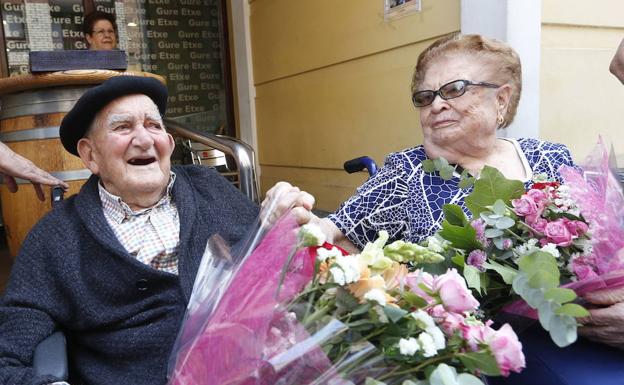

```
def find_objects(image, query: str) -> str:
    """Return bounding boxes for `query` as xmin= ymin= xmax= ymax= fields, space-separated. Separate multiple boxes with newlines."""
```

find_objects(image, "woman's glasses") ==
xmin=412 ymin=79 xmax=500 ymax=107
xmin=91 ymin=29 xmax=115 ymax=37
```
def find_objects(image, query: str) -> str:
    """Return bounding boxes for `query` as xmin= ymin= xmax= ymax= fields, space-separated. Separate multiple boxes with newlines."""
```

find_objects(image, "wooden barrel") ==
xmin=0 ymin=70 xmax=167 ymax=257
xmin=0 ymin=86 xmax=91 ymax=257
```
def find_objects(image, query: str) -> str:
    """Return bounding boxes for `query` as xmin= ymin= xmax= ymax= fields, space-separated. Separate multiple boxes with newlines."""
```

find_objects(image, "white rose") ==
xmin=399 ymin=337 xmax=420 ymax=356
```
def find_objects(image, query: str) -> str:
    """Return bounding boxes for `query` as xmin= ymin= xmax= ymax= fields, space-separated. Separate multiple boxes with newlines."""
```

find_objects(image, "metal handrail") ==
xmin=163 ymin=118 xmax=259 ymax=203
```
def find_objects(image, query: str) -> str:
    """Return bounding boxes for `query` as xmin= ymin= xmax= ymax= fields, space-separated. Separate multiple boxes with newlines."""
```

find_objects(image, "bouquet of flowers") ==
xmin=427 ymin=139 xmax=624 ymax=347
xmin=167 ymin=212 xmax=526 ymax=385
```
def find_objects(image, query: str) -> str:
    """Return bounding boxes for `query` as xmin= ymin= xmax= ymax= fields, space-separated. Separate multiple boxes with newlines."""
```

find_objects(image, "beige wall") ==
xmin=541 ymin=0 xmax=624 ymax=164
xmin=249 ymin=0 xmax=460 ymax=211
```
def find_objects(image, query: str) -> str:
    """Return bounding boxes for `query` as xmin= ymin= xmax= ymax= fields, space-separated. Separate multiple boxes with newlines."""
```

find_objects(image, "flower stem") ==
xmin=378 ymin=352 xmax=456 ymax=381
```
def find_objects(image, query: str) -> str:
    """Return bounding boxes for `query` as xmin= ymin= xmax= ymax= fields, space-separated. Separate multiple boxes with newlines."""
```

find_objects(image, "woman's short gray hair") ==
xmin=411 ymin=33 xmax=522 ymax=128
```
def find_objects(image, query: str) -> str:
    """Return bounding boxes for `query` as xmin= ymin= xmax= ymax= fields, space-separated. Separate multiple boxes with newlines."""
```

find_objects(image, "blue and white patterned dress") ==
xmin=328 ymin=138 xmax=575 ymax=249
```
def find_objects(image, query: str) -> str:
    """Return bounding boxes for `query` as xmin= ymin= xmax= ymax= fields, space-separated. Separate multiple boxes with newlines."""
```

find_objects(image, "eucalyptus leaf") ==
xmin=523 ymin=287 xmax=546 ymax=308
xmin=512 ymin=272 xmax=529 ymax=296
xmin=422 ymin=159 xmax=436 ymax=173
xmin=485 ymin=228 xmax=503 ymax=238
xmin=493 ymin=237 xmax=505 ymax=250
xmin=457 ymin=374 xmax=486 ymax=385
xmin=492 ymin=200 xmax=508 ymax=216
xmin=527 ymin=270 xmax=559 ymax=290
xmin=537 ymin=301 xmax=558 ymax=330
xmin=465 ymin=166 xmax=525 ymax=217
xmin=495 ymin=216 xmax=516 ymax=230
xmin=555 ymin=303 xmax=590 ymax=318
xmin=480 ymin=212 xmax=498 ymax=226
xmin=548 ymin=314 xmax=578 ymax=347
xmin=439 ymin=167 xmax=454 ymax=180
xmin=543 ymin=287 xmax=577 ymax=304
xmin=433 ymin=157 xmax=449 ymax=169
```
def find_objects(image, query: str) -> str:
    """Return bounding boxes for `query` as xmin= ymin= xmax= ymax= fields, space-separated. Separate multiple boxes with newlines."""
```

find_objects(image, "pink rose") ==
xmin=563 ymin=218 xmax=589 ymax=237
xmin=405 ymin=270 xmax=435 ymax=304
xmin=512 ymin=195 xmax=539 ymax=218
xmin=433 ymin=268 xmax=480 ymax=313
xmin=481 ymin=323 xmax=525 ymax=376
xmin=530 ymin=217 xmax=548 ymax=234
xmin=543 ymin=219 xmax=574 ymax=247
xmin=526 ymin=189 xmax=548 ymax=205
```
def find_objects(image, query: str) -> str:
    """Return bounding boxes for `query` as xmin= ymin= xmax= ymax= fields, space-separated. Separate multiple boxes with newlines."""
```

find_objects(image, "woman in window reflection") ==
xmin=83 ymin=11 xmax=117 ymax=50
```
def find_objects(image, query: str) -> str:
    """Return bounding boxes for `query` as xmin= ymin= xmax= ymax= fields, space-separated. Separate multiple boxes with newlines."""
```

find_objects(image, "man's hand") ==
xmin=610 ymin=38 xmax=624 ymax=84
xmin=578 ymin=286 xmax=624 ymax=349
xmin=260 ymin=181 xmax=315 ymax=226
xmin=0 ymin=142 xmax=68 ymax=201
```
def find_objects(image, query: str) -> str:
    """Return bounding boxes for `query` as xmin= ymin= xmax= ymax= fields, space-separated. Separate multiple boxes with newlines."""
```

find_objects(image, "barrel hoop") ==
xmin=0 ymin=126 xmax=60 ymax=142
xmin=0 ymin=100 xmax=76 ymax=119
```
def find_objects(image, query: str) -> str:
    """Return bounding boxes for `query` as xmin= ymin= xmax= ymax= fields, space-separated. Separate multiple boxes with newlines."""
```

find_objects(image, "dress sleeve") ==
xmin=0 ymin=231 xmax=66 ymax=385
xmin=328 ymin=153 xmax=409 ymax=249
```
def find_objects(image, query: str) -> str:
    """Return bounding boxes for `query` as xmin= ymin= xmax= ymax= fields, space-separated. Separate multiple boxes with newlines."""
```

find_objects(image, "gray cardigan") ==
xmin=0 ymin=165 xmax=259 ymax=385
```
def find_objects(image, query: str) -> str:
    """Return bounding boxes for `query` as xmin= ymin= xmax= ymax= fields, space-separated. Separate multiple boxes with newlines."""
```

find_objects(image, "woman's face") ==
xmin=417 ymin=53 xmax=509 ymax=159
xmin=86 ymin=19 xmax=117 ymax=50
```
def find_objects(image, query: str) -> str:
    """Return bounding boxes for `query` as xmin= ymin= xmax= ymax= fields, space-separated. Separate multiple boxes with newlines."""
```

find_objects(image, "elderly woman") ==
xmin=325 ymin=33 xmax=573 ymax=250
xmin=270 ymin=33 xmax=621 ymax=385
xmin=83 ymin=11 xmax=117 ymax=51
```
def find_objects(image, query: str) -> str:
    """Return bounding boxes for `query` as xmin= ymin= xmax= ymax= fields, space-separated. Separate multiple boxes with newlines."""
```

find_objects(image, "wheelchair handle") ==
xmin=51 ymin=186 xmax=65 ymax=207
xmin=343 ymin=156 xmax=378 ymax=177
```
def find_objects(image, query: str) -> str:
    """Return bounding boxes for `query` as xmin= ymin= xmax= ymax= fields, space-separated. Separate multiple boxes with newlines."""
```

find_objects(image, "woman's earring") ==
xmin=496 ymin=112 xmax=505 ymax=126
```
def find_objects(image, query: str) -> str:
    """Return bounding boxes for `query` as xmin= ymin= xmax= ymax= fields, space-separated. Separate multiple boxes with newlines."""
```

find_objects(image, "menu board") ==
xmin=1 ymin=0 xmax=231 ymax=135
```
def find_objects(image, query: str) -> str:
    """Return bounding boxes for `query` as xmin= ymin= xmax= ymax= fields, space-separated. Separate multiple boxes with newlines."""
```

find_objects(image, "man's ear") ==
xmin=166 ymin=133 xmax=175 ymax=156
xmin=77 ymin=137 xmax=99 ymax=175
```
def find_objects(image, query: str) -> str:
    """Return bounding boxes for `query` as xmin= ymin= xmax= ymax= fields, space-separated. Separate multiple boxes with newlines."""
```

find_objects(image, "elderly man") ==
xmin=0 ymin=76 xmax=312 ymax=385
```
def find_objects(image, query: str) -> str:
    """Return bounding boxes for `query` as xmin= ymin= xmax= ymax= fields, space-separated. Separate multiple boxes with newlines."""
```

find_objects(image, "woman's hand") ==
xmin=578 ymin=286 xmax=624 ymax=349
xmin=0 ymin=142 xmax=68 ymax=201
xmin=260 ymin=181 xmax=315 ymax=226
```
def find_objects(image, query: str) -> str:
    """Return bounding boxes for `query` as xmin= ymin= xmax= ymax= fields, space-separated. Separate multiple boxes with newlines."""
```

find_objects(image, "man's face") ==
xmin=86 ymin=19 xmax=117 ymax=50
xmin=77 ymin=94 xmax=175 ymax=206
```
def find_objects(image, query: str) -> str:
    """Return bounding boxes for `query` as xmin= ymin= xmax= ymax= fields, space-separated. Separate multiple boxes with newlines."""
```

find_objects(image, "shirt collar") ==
xmin=99 ymin=172 xmax=177 ymax=223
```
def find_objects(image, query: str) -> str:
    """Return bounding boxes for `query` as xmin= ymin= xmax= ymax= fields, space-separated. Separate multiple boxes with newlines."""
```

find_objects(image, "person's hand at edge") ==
xmin=609 ymin=38 xmax=624 ymax=84
xmin=0 ymin=142 xmax=68 ymax=201
xmin=578 ymin=285 xmax=624 ymax=349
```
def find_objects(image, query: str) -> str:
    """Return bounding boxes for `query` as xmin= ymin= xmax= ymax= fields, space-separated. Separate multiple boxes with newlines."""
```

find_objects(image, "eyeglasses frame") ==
xmin=412 ymin=79 xmax=501 ymax=108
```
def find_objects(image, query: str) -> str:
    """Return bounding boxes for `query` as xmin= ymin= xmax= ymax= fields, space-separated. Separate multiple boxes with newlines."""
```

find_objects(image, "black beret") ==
xmin=60 ymin=76 xmax=168 ymax=156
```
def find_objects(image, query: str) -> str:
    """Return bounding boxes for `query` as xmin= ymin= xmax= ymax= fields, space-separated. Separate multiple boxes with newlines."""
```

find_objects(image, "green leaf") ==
xmin=443 ymin=204 xmax=469 ymax=227
xmin=402 ymin=291 xmax=429 ymax=308
xmin=457 ymin=351 xmax=501 ymax=376
xmin=335 ymin=287 xmax=360 ymax=312
xmin=483 ymin=260 xmax=517 ymax=284
xmin=451 ymin=253 xmax=465 ymax=267
xmin=548 ymin=314 xmax=578 ymax=347
xmin=365 ymin=378 xmax=387 ymax=385
xmin=518 ymin=251 xmax=560 ymax=288
xmin=458 ymin=176 xmax=476 ymax=189
xmin=439 ymin=221 xmax=482 ymax=250
xmin=463 ymin=265 xmax=483 ymax=294
xmin=555 ymin=303 xmax=590 ymax=318
xmin=527 ymin=270 xmax=559 ymax=290
xmin=383 ymin=305 xmax=408 ymax=323
xmin=350 ymin=303 xmax=372 ymax=316
xmin=422 ymin=159 xmax=436 ymax=173
xmin=456 ymin=374 xmax=486 ymax=385
xmin=465 ymin=166 xmax=525 ymax=217
xmin=543 ymin=288 xmax=577 ymax=304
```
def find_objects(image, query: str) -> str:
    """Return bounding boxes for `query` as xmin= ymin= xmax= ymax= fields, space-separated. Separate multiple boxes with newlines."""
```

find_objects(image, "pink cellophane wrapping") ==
xmin=559 ymin=137 xmax=624 ymax=279
xmin=169 ymin=214 xmax=334 ymax=385
xmin=504 ymin=139 xmax=624 ymax=319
